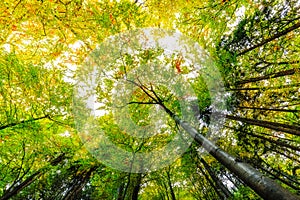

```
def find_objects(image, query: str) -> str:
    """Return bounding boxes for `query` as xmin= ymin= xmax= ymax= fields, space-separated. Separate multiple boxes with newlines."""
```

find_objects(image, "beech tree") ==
xmin=0 ymin=0 xmax=299 ymax=199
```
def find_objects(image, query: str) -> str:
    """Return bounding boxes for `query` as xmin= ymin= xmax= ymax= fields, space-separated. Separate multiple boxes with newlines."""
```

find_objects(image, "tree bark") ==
xmin=171 ymin=115 xmax=300 ymax=200
xmin=132 ymin=173 xmax=142 ymax=200
xmin=200 ymin=158 xmax=232 ymax=198
xmin=259 ymin=158 xmax=300 ymax=187
xmin=63 ymin=166 xmax=97 ymax=200
xmin=0 ymin=171 xmax=43 ymax=200
xmin=122 ymin=173 xmax=131 ymax=200
xmin=237 ymin=22 xmax=300 ymax=56
xmin=248 ymin=131 xmax=300 ymax=152
xmin=227 ymin=125 xmax=300 ymax=152
xmin=236 ymin=68 xmax=298 ymax=85
xmin=123 ymin=173 xmax=143 ymax=200
xmin=229 ymin=83 xmax=300 ymax=91
xmin=260 ymin=167 xmax=300 ymax=191
xmin=166 ymin=169 xmax=176 ymax=200
xmin=0 ymin=153 xmax=65 ymax=200
xmin=117 ymin=182 xmax=125 ymax=200
xmin=225 ymin=115 xmax=300 ymax=136
xmin=197 ymin=162 xmax=225 ymax=199
xmin=161 ymin=178 xmax=170 ymax=200
xmin=237 ymin=106 xmax=300 ymax=113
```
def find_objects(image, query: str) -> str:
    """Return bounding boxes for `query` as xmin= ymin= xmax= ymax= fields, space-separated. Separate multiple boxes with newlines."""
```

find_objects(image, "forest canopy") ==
xmin=0 ymin=0 xmax=299 ymax=199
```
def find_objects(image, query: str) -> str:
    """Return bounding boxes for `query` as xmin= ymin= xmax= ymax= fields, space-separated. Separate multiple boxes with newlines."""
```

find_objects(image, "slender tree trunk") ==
xmin=0 ymin=171 xmax=43 ymax=200
xmin=236 ymin=68 xmax=299 ymax=85
xmin=237 ymin=22 xmax=300 ymax=56
xmin=259 ymin=167 xmax=300 ymax=191
xmin=250 ymin=132 xmax=300 ymax=151
xmin=132 ymin=173 xmax=142 ymax=200
xmin=166 ymin=169 xmax=176 ymax=200
xmin=161 ymin=179 xmax=170 ymax=200
xmin=237 ymin=106 xmax=300 ymax=113
xmin=0 ymin=153 xmax=65 ymax=200
xmin=266 ymin=147 xmax=300 ymax=163
xmin=229 ymin=83 xmax=300 ymax=91
xmin=170 ymin=115 xmax=300 ymax=200
xmin=123 ymin=173 xmax=143 ymax=200
xmin=117 ymin=182 xmax=125 ymax=200
xmin=225 ymin=125 xmax=300 ymax=151
xmin=63 ymin=166 xmax=97 ymax=200
xmin=254 ymin=60 xmax=300 ymax=69
xmin=259 ymin=158 xmax=300 ymax=186
xmin=197 ymin=163 xmax=224 ymax=199
xmin=221 ymin=170 xmax=241 ymax=190
xmin=200 ymin=158 xmax=232 ymax=198
xmin=225 ymin=114 xmax=300 ymax=136
xmin=122 ymin=173 xmax=131 ymax=200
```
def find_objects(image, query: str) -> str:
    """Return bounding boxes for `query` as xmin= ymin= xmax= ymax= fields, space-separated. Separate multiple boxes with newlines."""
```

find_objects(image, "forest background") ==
xmin=0 ymin=0 xmax=299 ymax=199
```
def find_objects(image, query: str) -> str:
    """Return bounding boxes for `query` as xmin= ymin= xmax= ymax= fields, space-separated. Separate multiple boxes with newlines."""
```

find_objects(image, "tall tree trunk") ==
xmin=197 ymin=163 xmax=225 ymax=199
xmin=122 ymin=173 xmax=131 ymax=200
xmin=225 ymin=114 xmax=300 ymax=136
xmin=229 ymin=83 xmax=300 ymax=91
xmin=132 ymin=173 xmax=142 ymax=200
xmin=267 ymin=147 xmax=300 ymax=163
xmin=161 ymin=178 xmax=170 ymax=200
xmin=123 ymin=173 xmax=143 ymax=200
xmin=259 ymin=158 xmax=300 ymax=187
xmin=236 ymin=68 xmax=299 ymax=85
xmin=237 ymin=106 xmax=300 ymax=113
xmin=237 ymin=21 xmax=300 ymax=56
xmin=63 ymin=166 xmax=97 ymax=200
xmin=251 ymin=133 xmax=300 ymax=151
xmin=0 ymin=171 xmax=43 ymax=200
xmin=170 ymin=114 xmax=300 ymax=200
xmin=221 ymin=170 xmax=242 ymax=190
xmin=228 ymin=83 xmax=300 ymax=91
xmin=225 ymin=125 xmax=300 ymax=151
xmin=259 ymin=167 xmax=300 ymax=191
xmin=0 ymin=153 xmax=65 ymax=200
xmin=200 ymin=158 xmax=232 ymax=198
xmin=166 ymin=169 xmax=176 ymax=200
xmin=117 ymin=182 xmax=125 ymax=200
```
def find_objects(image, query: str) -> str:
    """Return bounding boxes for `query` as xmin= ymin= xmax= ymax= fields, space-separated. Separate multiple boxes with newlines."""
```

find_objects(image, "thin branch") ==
xmin=0 ymin=115 xmax=49 ymax=131
xmin=128 ymin=101 xmax=157 ymax=105
xmin=12 ymin=0 xmax=22 ymax=14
